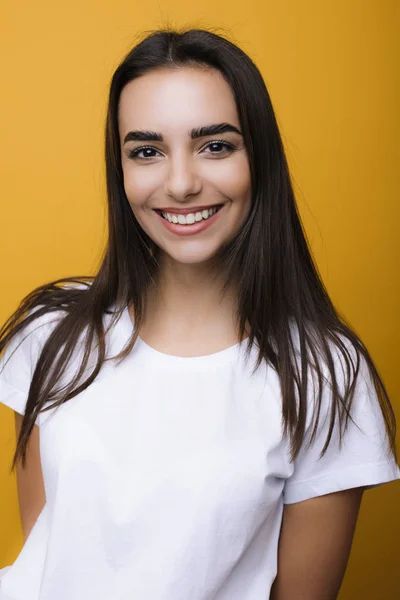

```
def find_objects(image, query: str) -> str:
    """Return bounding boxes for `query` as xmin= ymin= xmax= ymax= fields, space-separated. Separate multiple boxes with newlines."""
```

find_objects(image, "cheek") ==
xmin=210 ymin=156 xmax=251 ymax=202
xmin=122 ymin=165 xmax=158 ymax=207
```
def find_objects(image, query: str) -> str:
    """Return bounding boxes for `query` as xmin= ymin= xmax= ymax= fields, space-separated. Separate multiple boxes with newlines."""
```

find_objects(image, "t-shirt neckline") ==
xmin=118 ymin=304 xmax=248 ymax=367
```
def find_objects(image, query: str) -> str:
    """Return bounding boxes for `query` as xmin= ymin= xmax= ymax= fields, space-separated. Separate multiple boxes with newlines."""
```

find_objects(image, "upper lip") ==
xmin=153 ymin=203 xmax=223 ymax=215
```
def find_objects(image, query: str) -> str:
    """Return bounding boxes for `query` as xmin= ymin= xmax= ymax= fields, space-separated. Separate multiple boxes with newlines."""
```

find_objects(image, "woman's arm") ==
xmin=14 ymin=412 xmax=46 ymax=543
xmin=270 ymin=487 xmax=364 ymax=600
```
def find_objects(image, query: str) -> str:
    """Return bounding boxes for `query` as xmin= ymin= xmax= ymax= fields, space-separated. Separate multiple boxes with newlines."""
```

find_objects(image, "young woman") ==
xmin=0 ymin=28 xmax=398 ymax=600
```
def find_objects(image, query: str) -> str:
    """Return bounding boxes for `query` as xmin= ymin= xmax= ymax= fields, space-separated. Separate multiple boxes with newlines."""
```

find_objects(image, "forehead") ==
xmin=118 ymin=67 xmax=240 ymax=136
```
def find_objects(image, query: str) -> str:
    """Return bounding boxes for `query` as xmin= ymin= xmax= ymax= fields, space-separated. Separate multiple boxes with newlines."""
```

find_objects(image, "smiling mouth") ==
xmin=154 ymin=204 xmax=223 ymax=224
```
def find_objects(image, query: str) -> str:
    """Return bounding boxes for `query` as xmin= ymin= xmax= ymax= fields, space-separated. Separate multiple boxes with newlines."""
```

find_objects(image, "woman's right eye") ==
xmin=128 ymin=146 xmax=162 ymax=160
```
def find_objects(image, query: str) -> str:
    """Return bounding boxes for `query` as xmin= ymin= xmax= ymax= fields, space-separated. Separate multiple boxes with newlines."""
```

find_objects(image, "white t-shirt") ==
xmin=0 ymin=303 xmax=399 ymax=600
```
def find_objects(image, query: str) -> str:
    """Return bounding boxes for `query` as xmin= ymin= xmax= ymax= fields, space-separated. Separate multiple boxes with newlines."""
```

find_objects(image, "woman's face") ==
xmin=118 ymin=66 xmax=252 ymax=266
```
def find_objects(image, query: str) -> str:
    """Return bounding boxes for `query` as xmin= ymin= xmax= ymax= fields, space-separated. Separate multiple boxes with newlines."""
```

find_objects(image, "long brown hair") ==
xmin=1 ymin=27 xmax=397 ymax=473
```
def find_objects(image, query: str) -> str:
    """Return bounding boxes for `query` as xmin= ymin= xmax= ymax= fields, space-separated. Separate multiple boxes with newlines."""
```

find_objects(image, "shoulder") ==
xmin=287 ymin=317 xmax=366 ymax=386
xmin=1 ymin=280 xmax=96 ymax=373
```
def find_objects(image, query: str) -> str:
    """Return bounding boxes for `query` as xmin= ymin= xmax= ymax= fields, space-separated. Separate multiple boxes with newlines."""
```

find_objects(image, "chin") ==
xmin=159 ymin=246 xmax=222 ymax=266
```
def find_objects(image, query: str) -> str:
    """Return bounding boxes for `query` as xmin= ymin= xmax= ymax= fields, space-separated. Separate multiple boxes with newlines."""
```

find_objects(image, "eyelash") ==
xmin=128 ymin=140 xmax=236 ymax=160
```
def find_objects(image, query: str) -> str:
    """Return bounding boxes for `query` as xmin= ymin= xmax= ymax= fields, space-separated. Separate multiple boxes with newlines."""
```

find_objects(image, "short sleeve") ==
xmin=283 ymin=343 xmax=400 ymax=504
xmin=0 ymin=310 xmax=61 ymax=427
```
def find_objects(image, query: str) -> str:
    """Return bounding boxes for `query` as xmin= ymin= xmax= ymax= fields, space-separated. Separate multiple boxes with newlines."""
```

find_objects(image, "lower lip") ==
xmin=154 ymin=205 xmax=224 ymax=236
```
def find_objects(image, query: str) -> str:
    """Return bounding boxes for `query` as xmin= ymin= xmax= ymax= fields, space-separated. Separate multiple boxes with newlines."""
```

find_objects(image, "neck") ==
xmin=140 ymin=253 xmax=245 ymax=342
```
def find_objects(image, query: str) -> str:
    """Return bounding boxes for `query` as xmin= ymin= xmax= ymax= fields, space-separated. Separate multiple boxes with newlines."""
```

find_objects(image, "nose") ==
xmin=163 ymin=153 xmax=202 ymax=201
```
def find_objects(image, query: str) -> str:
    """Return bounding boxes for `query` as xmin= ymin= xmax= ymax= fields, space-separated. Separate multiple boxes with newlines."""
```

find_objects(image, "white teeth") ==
xmin=161 ymin=205 xmax=220 ymax=225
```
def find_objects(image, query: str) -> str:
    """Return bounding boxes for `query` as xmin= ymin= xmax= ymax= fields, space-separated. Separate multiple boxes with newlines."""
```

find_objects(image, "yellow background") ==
xmin=0 ymin=1 xmax=399 ymax=597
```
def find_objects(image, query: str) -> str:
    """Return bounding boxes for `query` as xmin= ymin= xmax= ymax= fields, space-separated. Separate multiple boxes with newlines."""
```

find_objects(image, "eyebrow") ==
xmin=123 ymin=122 xmax=242 ymax=145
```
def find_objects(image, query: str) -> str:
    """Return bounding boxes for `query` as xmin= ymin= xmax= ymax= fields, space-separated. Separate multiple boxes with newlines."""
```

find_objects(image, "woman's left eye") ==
xmin=202 ymin=141 xmax=235 ymax=155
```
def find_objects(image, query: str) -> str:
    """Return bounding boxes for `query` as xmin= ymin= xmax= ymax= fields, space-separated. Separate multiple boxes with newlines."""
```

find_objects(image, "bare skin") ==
xmin=118 ymin=66 xmax=252 ymax=356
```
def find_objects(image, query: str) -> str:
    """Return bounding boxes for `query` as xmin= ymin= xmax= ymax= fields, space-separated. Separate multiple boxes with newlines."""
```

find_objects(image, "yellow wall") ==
xmin=0 ymin=1 xmax=399 ymax=597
